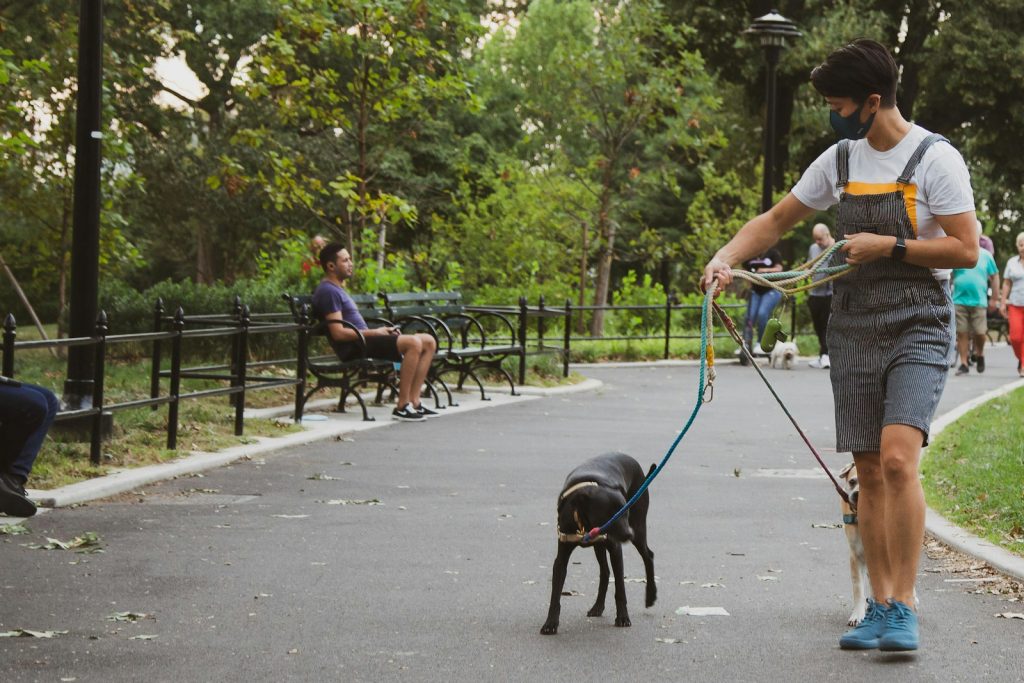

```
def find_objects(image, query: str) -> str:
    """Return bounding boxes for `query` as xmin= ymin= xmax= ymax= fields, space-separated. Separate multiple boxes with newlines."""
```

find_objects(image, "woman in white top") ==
xmin=998 ymin=231 xmax=1024 ymax=376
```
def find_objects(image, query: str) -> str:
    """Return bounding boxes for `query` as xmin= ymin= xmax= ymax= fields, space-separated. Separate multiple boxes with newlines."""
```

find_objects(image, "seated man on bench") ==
xmin=311 ymin=242 xmax=438 ymax=422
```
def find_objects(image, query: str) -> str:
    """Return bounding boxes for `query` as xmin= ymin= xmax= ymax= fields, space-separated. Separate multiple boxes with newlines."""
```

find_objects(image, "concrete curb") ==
xmin=15 ymin=378 xmax=603 ymax=514
xmin=923 ymin=377 xmax=1024 ymax=582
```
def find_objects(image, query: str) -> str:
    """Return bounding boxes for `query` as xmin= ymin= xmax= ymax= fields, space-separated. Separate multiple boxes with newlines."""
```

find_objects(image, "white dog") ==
xmin=769 ymin=341 xmax=798 ymax=370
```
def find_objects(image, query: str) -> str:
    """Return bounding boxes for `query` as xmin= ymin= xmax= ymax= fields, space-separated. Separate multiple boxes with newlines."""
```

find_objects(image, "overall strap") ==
xmin=835 ymin=139 xmax=851 ymax=189
xmin=897 ymin=133 xmax=949 ymax=185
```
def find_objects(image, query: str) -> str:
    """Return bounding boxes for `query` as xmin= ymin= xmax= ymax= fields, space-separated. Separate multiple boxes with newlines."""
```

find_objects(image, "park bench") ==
xmin=382 ymin=291 xmax=522 ymax=399
xmin=283 ymin=293 xmax=398 ymax=422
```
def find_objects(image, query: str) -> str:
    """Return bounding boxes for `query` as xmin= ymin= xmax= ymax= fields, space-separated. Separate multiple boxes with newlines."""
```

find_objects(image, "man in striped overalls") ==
xmin=703 ymin=39 xmax=979 ymax=653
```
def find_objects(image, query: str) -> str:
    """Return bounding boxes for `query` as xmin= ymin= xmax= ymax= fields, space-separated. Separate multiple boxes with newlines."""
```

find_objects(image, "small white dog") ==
xmin=769 ymin=341 xmax=798 ymax=370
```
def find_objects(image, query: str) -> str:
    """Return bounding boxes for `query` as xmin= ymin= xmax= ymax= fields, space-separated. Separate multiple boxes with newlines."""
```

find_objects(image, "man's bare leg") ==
xmin=879 ymin=424 xmax=925 ymax=607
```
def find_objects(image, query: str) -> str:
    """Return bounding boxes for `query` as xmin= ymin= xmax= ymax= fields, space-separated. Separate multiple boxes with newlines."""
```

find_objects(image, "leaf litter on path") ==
xmin=24 ymin=532 xmax=103 ymax=553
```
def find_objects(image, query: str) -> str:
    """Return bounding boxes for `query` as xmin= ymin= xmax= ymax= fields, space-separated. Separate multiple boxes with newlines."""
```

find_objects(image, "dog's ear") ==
xmin=647 ymin=464 xmax=657 ymax=476
xmin=838 ymin=462 xmax=855 ymax=479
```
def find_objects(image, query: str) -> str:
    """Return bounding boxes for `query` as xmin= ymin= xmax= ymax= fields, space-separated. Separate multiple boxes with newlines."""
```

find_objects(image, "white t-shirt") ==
xmin=1004 ymin=255 xmax=1024 ymax=307
xmin=792 ymin=124 xmax=975 ymax=282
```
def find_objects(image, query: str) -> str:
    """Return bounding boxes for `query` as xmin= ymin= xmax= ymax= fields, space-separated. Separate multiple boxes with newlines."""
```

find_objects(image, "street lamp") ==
xmin=745 ymin=10 xmax=801 ymax=213
xmin=66 ymin=0 xmax=104 ymax=410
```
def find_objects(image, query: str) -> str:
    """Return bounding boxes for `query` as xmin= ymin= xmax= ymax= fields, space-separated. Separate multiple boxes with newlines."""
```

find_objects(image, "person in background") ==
xmin=807 ymin=223 xmax=835 ymax=369
xmin=741 ymin=247 xmax=784 ymax=358
xmin=0 ymin=377 xmax=59 ymax=517
xmin=311 ymin=243 xmax=438 ymax=421
xmin=951 ymin=232 xmax=999 ymax=375
xmin=999 ymin=231 xmax=1024 ymax=377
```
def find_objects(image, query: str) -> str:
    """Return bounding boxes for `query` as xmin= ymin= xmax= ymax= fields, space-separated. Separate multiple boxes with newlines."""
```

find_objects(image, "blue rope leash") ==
xmin=581 ymin=283 xmax=716 ymax=543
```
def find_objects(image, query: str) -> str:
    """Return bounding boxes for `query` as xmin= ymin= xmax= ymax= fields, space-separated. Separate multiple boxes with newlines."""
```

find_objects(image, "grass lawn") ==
xmin=922 ymin=386 xmax=1024 ymax=557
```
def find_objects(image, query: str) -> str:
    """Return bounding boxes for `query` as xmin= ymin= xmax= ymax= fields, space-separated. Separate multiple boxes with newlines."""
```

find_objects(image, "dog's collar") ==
xmin=843 ymin=513 xmax=857 ymax=525
xmin=556 ymin=487 xmax=608 ymax=544
xmin=560 ymin=481 xmax=599 ymax=500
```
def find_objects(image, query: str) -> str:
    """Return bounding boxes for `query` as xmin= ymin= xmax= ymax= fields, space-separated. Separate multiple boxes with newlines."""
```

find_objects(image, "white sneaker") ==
xmin=820 ymin=353 xmax=830 ymax=368
xmin=753 ymin=343 xmax=765 ymax=356
xmin=809 ymin=356 xmax=823 ymax=369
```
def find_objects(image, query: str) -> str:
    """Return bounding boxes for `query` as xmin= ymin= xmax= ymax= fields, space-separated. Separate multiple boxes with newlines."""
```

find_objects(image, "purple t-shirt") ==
xmin=311 ymin=280 xmax=368 ymax=330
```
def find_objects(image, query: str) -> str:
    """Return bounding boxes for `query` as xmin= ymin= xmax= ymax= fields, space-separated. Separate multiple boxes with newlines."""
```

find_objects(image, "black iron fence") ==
xmin=2 ymin=297 xmax=302 ymax=465
xmin=2 ymin=292 xmax=805 ymax=464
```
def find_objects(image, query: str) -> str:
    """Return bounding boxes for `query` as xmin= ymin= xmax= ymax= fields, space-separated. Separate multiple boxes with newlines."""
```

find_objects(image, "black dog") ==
xmin=540 ymin=452 xmax=656 ymax=635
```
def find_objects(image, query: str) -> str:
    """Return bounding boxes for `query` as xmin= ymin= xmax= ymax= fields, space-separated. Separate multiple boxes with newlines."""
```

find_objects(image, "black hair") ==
xmin=318 ymin=241 xmax=346 ymax=271
xmin=810 ymin=38 xmax=898 ymax=107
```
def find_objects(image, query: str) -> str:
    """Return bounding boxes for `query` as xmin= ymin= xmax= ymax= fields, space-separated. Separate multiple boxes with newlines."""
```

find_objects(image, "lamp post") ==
xmin=65 ymin=0 xmax=104 ymax=410
xmin=745 ymin=10 xmax=801 ymax=213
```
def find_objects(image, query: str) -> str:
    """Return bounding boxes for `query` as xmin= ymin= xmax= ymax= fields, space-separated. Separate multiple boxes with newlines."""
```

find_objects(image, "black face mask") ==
xmin=830 ymin=102 xmax=875 ymax=140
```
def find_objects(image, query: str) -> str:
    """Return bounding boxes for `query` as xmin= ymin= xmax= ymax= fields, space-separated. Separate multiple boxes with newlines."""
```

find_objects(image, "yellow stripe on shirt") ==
xmin=842 ymin=181 xmax=918 ymax=237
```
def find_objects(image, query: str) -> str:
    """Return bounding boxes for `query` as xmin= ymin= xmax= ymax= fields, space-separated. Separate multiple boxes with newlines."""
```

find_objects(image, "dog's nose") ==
xmin=850 ymin=490 xmax=859 ymax=508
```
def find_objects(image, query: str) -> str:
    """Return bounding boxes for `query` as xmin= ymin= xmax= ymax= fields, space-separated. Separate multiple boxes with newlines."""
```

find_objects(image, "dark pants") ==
xmin=808 ymin=295 xmax=831 ymax=355
xmin=0 ymin=382 xmax=59 ymax=482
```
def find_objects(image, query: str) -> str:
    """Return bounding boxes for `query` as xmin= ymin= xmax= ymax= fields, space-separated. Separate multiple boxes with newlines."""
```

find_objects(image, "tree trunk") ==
xmin=377 ymin=221 xmax=386 ymax=270
xmin=576 ymin=220 xmax=589 ymax=335
xmin=589 ymin=173 xmax=616 ymax=337
xmin=195 ymin=225 xmax=214 ymax=285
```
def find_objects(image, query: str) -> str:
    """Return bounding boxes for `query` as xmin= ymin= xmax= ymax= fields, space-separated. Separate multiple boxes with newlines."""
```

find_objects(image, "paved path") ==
xmin=2 ymin=348 xmax=1023 ymax=682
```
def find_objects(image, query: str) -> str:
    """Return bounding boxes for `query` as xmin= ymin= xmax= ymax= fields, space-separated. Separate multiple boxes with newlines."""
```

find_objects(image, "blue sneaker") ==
xmin=879 ymin=599 xmax=919 ymax=651
xmin=839 ymin=598 xmax=888 ymax=650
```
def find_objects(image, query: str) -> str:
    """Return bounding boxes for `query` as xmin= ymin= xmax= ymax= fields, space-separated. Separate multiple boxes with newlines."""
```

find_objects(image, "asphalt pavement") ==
xmin=2 ymin=347 xmax=1023 ymax=682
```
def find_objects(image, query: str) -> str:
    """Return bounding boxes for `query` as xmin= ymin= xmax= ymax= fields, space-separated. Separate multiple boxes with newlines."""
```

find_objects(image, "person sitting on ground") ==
xmin=0 ymin=376 xmax=59 ymax=517
xmin=311 ymin=242 xmax=438 ymax=422
xmin=951 ymin=229 xmax=999 ymax=375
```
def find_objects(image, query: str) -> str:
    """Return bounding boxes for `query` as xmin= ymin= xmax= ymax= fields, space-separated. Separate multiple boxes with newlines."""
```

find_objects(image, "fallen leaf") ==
xmin=812 ymin=523 xmax=843 ymax=529
xmin=757 ymin=576 xmax=779 ymax=582
xmin=996 ymin=612 xmax=1024 ymax=619
xmin=320 ymin=499 xmax=382 ymax=506
xmin=655 ymin=637 xmax=686 ymax=644
xmin=287 ymin=648 xmax=299 ymax=654
xmin=561 ymin=590 xmax=583 ymax=597
xmin=272 ymin=514 xmax=309 ymax=519
xmin=0 ymin=629 xmax=69 ymax=638
xmin=129 ymin=634 xmax=158 ymax=640
xmin=25 ymin=532 xmax=103 ymax=553
xmin=306 ymin=473 xmax=341 ymax=481
xmin=106 ymin=612 xmax=149 ymax=622
xmin=701 ymin=583 xmax=725 ymax=588
xmin=0 ymin=524 xmax=29 ymax=535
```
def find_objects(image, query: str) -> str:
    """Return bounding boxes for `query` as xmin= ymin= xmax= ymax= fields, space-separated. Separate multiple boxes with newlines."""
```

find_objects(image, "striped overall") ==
xmin=827 ymin=134 xmax=954 ymax=453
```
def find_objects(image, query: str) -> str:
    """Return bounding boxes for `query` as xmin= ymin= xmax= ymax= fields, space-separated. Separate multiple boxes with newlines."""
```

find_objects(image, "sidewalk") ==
xmin=5 ymin=365 xmax=1023 ymax=583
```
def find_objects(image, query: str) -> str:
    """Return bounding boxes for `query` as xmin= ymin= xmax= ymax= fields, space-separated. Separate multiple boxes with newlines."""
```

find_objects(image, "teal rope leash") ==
xmin=580 ymin=282 xmax=718 ymax=543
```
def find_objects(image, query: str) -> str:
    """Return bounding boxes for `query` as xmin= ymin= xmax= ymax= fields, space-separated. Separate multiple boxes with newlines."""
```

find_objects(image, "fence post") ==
xmin=518 ymin=296 xmax=527 ymax=386
xmin=167 ymin=307 xmax=185 ymax=450
xmin=234 ymin=304 xmax=250 ymax=436
xmin=537 ymin=295 xmax=546 ymax=350
xmin=664 ymin=292 xmax=676 ymax=360
xmin=229 ymin=295 xmax=242 ymax=406
xmin=150 ymin=297 xmax=164 ymax=409
xmin=2 ymin=314 xmax=15 ymax=377
xmin=89 ymin=311 xmax=108 ymax=465
xmin=294 ymin=304 xmax=310 ymax=423
xmin=563 ymin=299 xmax=572 ymax=378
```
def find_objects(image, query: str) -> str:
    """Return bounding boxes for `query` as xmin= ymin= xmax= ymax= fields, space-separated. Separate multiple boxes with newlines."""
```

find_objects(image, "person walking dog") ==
xmin=703 ymin=39 xmax=977 ymax=652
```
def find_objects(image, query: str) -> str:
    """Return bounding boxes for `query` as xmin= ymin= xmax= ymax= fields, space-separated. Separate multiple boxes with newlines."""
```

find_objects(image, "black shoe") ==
xmin=976 ymin=356 xmax=985 ymax=373
xmin=391 ymin=404 xmax=425 ymax=422
xmin=414 ymin=404 xmax=439 ymax=418
xmin=0 ymin=472 xmax=37 ymax=518
xmin=955 ymin=364 xmax=969 ymax=376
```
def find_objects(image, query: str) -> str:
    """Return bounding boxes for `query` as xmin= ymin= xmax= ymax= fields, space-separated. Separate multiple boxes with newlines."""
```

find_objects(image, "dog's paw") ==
xmin=646 ymin=585 xmax=657 ymax=608
xmin=586 ymin=605 xmax=604 ymax=617
xmin=847 ymin=611 xmax=865 ymax=627
xmin=614 ymin=615 xmax=631 ymax=627
xmin=540 ymin=622 xmax=558 ymax=635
